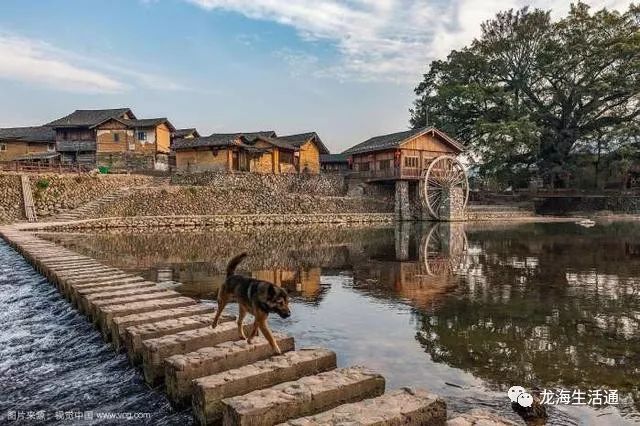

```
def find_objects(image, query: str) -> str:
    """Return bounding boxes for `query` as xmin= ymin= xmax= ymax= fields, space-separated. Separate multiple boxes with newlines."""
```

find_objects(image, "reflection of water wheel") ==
xmin=420 ymin=155 xmax=469 ymax=220
xmin=420 ymin=224 xmax=468 ymax=276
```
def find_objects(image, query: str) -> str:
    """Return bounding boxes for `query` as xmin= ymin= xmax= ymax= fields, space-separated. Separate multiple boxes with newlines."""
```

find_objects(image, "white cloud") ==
xmin=0 ymin=32 xmax=191 ymax=94
xmin=186 ymin=0 xmax=634 ymax=83
xmin=0 ymin=34 xmax=127 ymax=93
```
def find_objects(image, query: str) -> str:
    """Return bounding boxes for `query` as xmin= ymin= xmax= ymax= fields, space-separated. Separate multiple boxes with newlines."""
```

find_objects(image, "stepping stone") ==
xmin=122 ymin=312 xmax=233 ymax=359
xmin=279 ymin=388 xmax=446 ymax=426
xmin=67 ymin=276 xmax=147 ymax=301
xmin=97 ymin=297 xmax=197 ymax=338
xmin=166 ymin=334 xmax=295 ymax=408
xmin=222 ymin=367 xmax=385 ymax=426
xmin=446 ymin=408 xmax=519 ymax=426
xmin=113 ymin=305 xmax=221 ymax=362
xmin=142 ymin=321 xmax=253 ymax=386
xmin=78 ymin=286 xmax=168 ymax=315
xmin=86 ymin=290 xmax=182 ymax=321
xmin=193 ymin=348 xmax=336 ymax=425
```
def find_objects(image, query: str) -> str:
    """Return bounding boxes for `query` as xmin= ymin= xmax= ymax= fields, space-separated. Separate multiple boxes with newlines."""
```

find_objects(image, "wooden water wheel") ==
xmin=420 ymin=224 xmax=468 ymax=277
xmin=419 ymin=155 xmax=469 ymax=220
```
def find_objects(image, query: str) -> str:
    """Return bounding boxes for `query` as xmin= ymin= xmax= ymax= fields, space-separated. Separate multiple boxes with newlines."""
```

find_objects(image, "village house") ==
xmin=172 ymin=128 xmax=201 ymax=141
xmin=0 ymin=126 xmax=57 ymax=165
xmin=173 ymin=131 xmax=328 ymax=174
xmin=46 ymin=108 xmax=175 ymax=171
xmin=320 ymin=153 xmax=350 ymax=172
xmin=343 ymin=126 xmax=464 ymax=180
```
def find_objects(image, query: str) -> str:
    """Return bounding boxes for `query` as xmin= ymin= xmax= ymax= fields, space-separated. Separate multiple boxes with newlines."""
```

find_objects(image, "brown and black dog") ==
xmin=211 ymin=252 xmax=291 ymax=354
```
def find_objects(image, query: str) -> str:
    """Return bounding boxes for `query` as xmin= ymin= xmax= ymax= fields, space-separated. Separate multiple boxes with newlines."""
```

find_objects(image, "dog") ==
xmin=211 ymin=252 xmax=291 ymax=354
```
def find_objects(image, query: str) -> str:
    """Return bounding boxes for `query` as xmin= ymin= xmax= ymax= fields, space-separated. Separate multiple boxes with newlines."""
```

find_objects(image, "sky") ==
xmin=0 ymin=0 xmax=633 ymax=152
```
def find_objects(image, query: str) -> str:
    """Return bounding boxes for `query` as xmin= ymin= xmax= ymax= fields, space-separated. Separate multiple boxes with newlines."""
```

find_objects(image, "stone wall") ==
xmin=0 ymin=172 xmax=153 ymax=223
xmin=172 ymin=171 xmax=347 ymax=196
xmin=534 ymin=195 xmax=640 ymax=215
xmin=0 ymin=174 xmax=24 ymax=224
xmin=85 ymin=185 xmax=391 ymax=218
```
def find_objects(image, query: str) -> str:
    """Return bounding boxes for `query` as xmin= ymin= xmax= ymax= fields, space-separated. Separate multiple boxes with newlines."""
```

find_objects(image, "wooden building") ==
xmin=173 ymin=131 xmax=327 ymax=174
xmin=344 ymin=127 xmax=464 ymax=181
xmin=320 ymin=153 xmax=349 ymax=172
xmin=47 ymin=108 xmax=175 ymax=171
xmin=0 ymin=126 xmax=57 ymax=163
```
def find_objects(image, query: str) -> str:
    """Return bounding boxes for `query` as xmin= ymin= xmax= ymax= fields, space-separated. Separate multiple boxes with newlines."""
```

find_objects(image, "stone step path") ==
xmin=20 ymin=174 xmax=38 ymax=222
xmin=0 ymin=224 xmax=490 ymax=426
xmin=51 ymin=187 xmax=131 ymax=221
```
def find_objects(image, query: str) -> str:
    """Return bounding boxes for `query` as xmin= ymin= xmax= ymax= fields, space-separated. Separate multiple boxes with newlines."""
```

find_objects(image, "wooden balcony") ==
xmin=349 ymin=166 xmax=423 ymax=181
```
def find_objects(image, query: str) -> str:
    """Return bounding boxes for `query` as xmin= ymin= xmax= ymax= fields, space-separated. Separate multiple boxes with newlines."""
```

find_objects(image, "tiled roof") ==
xmin=122 ymin=118 xmax=176 ymax=131
xmin=343 ymin=127 xmax=464 ymax=155
xmin=320 ymin=153 xmax=348 ymax=163
xmin=173 ymin=131 xmax=276 ymax=150
xmin=173 ymin=128 xmax=200 ymax=138
xmin=46 ymin=108 xmax=134 ymax=128
xmin=0 ymin=126 xmax=55 ymax=143
xmin=276 ymin=132 xmax=330 ymax=154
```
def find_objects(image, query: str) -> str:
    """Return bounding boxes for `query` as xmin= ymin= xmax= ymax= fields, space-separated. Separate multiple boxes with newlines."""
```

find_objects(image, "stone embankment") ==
xmin=0 ymin=224 xmax=517 ymax=425
xmin=0 ymin=172 xmax=152 ymax=223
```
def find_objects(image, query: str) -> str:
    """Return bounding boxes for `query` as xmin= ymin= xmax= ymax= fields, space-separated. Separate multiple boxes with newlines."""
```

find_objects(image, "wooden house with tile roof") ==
xmin=47 ymin=108 xmax=175 ymax=171
xmin=344 ymin=127 xmax=464 ymax=181
xmin=173 ymin=131 xmax=327 ymax=174
xmin=0 ymin=126 xmax=57 ymax=163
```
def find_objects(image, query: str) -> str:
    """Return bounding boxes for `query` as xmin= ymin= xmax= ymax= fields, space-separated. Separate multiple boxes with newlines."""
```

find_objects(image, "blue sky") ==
xmin=0 ymin=0 xmax=632 ymax=152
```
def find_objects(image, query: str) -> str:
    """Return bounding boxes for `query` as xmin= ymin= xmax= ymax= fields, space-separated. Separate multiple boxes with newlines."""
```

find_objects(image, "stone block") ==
xmin=142 ymin=321 xmax=250 ymax=386
xmin=123 ymin=312 xmax=232 ymax=361
xmin=86 ymin=290 xmax=181 ymax=320
xmin=97 ymin=297 xmax=197 ymax=338
xmin=222 ymin=366 xmax=385 ymax=426
xmin=280 ymin=388 xmax=446 ymax=426
xmin=193 ymin=348 xmax=336 ymax=425
xmin=77 ymin=286 xmax=166 ymax=315
xmin=166 ymin=334 xmax=295 ymax=408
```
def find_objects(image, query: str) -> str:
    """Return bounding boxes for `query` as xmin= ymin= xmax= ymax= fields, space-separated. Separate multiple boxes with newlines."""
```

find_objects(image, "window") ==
xmin=379 ymin=159 xmax=391 ymax=170
xmin=358 ymin=162 xmax=370 ymax=171
xmin=138 ymin=131 xmax=147 ymax=141
xmin=280 ymin=151 xmax=294 ymax=164
xmin=113 ymin=133 xmax=120 ymax=142
xmin=404 ymin=156 xmax=419 ymax=168
xmin=0 ymin=143 xmax=6 ymax=152
xmin=47 ymin=144 xmax=55 ymax=152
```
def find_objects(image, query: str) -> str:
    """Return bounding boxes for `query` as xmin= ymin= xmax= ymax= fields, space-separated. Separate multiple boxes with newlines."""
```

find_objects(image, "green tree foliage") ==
xmin=411 ymin=3 xmax=640 ymax=188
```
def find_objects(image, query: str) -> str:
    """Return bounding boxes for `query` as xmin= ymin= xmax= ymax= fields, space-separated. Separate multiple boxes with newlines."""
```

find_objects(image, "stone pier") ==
xmin=394 ymin=180 xmax=410 ymax=221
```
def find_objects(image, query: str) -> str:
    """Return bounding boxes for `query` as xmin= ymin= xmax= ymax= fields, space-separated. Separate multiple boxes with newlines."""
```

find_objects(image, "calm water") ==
xmin=8 ymin=220 xmax=640 ymax=424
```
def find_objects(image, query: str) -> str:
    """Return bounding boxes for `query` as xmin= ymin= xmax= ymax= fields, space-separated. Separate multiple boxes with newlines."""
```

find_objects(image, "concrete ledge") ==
xmin=142 ymin=321 xmax=250 ymax=386
xmin=222 ymin=366 xmax=385 ymax=426
xmin=78 ymin=286 xmax=167 ymax=315
xmin=86 ymin=290 xmax=182 ymax=320
xmin=193 ymin=348 xmax=336 ymax=425
xmin=113 ymin=304 xmax=219 ymax=360
xmin=280 ymin=388 xmax=446 ymax=426
xmin=123 ymin=312 xmax=232 ymax=360
xmin=97 ymin=296 xmax=197 ymax=338
xmin=165 ymin=334 xmax=295 ymax=408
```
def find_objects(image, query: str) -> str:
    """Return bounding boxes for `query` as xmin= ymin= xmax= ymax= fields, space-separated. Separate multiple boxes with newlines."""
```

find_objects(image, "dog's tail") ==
xmin=226 ymin=252 xmax=247 ymax=277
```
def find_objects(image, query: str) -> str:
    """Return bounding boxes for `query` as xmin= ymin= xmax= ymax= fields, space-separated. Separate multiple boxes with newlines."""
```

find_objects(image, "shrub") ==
xmin=36 ymin=178 xmax=50 ymax=190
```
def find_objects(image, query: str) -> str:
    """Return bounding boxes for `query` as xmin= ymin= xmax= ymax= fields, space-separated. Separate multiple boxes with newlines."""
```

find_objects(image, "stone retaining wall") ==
xmin=172 ymin=171 xmax=347 ymax=196
xmin=0 ymin=174 xmax=24 ymax=224
xmin=0 ymin=172 xmax=152 ymax=223
xmin=22 ymin=213 xmax=395 ymax=232
xmin=85 ymin=185 xmax=391 ymax=218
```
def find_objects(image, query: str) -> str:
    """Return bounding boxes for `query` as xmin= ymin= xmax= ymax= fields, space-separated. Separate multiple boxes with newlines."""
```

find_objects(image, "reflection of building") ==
xmin=253 ymin=268 xmax=325 ymax=303
xmin=351 ymin=223 xmax=467 ymax=310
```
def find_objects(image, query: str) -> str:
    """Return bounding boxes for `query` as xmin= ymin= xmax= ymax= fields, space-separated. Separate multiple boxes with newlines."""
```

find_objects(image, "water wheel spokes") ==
xmin=420 ymin=155 xmax=469 ymax=220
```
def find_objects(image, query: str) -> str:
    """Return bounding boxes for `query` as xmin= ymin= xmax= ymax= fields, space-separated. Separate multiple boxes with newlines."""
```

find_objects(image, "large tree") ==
xmin=411 ymin=3 xmax=640 ymax=188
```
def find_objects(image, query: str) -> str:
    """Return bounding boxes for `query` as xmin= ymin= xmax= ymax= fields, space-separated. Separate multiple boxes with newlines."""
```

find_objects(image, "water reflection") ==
xmin=41 ymin=220 xmax=640 ymax=423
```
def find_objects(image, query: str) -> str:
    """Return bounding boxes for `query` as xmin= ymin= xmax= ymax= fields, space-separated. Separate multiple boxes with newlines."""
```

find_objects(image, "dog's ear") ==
xmin=268 ymin=284 xmax=277 ymax=297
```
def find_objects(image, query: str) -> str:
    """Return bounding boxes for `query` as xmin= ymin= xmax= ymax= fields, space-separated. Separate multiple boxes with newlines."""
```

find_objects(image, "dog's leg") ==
xmin=258 ymin=319 xmax=281 ymax=355
xmin=237 ymin=305 xmax=247 ymax=339
xmin=247 ymin=319 xmax=260 ymax=344
xmin=211 ymin=293 xmax=228 ymax=328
